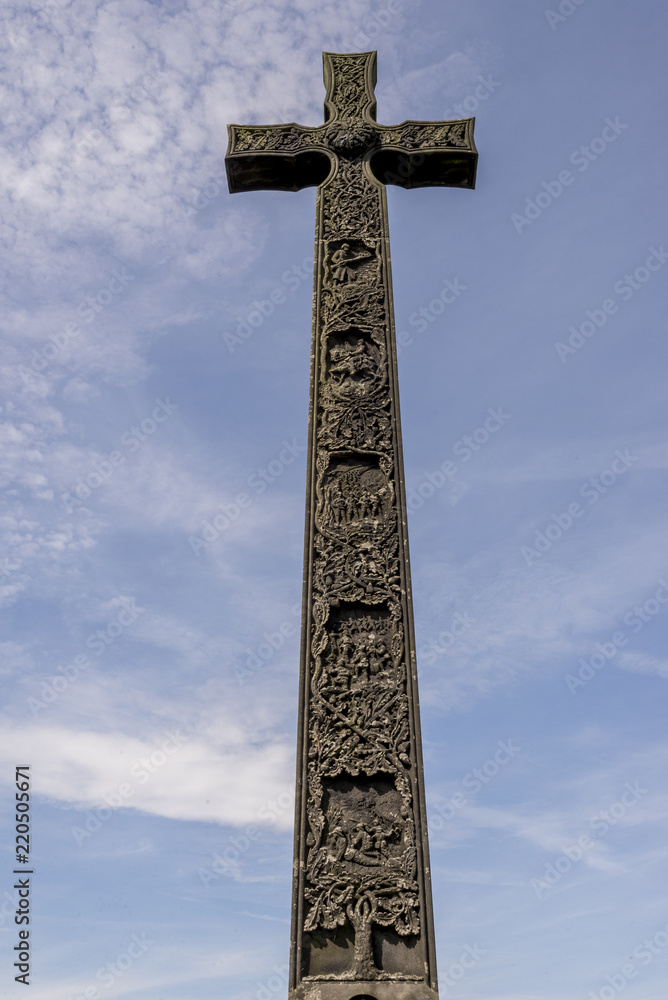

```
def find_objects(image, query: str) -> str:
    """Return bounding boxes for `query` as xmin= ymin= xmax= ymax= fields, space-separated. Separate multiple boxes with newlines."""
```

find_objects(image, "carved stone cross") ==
xmin=226 ymin=51 xmax=477 ymax=1000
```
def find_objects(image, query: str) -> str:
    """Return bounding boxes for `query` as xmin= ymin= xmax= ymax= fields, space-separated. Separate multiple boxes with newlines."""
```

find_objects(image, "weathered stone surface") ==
xmin=226 ymin=50 xmax=477 ymax=1000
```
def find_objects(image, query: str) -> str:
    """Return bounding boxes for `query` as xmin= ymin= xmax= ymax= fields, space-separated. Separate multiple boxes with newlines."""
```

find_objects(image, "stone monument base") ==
xmin=290 ymin=979 xmax=439 ymax=1000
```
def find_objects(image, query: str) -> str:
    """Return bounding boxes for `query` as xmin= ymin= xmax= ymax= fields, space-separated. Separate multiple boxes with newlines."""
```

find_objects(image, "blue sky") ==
xmin=1 ymin=1 xmax=667 ymax=998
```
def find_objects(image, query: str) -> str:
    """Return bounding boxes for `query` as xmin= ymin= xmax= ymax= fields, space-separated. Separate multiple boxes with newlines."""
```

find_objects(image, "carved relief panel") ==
xmin=294 ymin=121 xmax=431 ymax=992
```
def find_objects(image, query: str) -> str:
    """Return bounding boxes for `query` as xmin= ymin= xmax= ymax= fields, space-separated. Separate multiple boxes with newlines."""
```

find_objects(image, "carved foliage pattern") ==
xmin=232 ymin=120 xmax=471 ymax=156
xmin=322 ymin=159 xmax=382 ymax=239
xmin=232 ymin=124 xmax=328 ymax=154
xmin=303 ymin=137 xmax=420 ymax=980
xmin=327 ymin=54 xmax=370 ymax=121
xmin=380 ymin=120 xmax=470 ymax=149
xmin=225 ymin=52 xmax=477 ymax=992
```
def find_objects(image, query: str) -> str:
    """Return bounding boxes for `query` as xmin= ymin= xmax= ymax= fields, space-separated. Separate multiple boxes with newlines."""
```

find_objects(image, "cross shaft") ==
xmin=226 ymin=51 xmax=477 ymax=1000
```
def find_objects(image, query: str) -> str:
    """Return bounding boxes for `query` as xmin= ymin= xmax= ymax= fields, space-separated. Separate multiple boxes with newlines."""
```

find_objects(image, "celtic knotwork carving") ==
xmin=328 ymin=56 xmax=370 ymax=121
xmin=321 ymin=160 xmax=382 ymax=239
xmin=321 ymin=282 xmax=387 ymax=332
xmin=232 ymin=124 xmax=327 ymax=153
xmin=313 ymin=533 xmax=400 ymax=605
xmin=380 ymin=121 xmax=470 ymax=150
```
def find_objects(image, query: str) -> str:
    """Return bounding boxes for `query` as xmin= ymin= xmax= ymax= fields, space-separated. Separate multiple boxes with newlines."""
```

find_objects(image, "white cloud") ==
xmin=1 ymin=721 xmax=294 ymax=827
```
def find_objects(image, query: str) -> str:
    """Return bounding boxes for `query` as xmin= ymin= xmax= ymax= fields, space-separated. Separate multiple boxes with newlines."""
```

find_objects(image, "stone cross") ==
xmin=226 ymin=51 xmax=477 ymax=1000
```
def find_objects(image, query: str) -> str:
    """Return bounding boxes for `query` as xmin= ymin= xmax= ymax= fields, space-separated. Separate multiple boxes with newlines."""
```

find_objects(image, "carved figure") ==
xmin=330 ymin=243 xmax=374 ymax=283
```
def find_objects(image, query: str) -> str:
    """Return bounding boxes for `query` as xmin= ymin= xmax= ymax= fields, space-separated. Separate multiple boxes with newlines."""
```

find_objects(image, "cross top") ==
xmin=226 ymin=51 xmax=477 ymax=193
xmin=323 ymin=51 xmax=378 ymax=125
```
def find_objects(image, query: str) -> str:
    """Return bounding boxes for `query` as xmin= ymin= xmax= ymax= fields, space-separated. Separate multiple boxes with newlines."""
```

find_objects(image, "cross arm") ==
xmin=371 ymin=117 xmax=478 ymax=189
xmin=226 ymin=123 xmax=332 ymax=193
